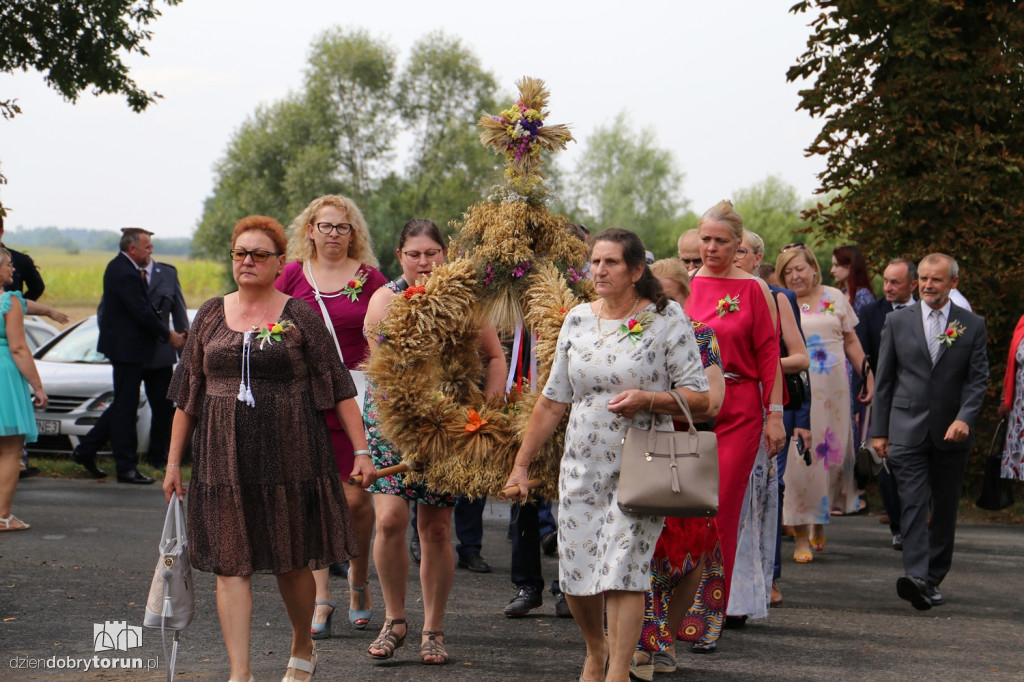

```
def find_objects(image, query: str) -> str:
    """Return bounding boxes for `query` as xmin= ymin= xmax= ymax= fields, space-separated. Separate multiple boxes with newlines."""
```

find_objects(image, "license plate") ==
xmin=36 ymin=420 xmax=60 ymax=435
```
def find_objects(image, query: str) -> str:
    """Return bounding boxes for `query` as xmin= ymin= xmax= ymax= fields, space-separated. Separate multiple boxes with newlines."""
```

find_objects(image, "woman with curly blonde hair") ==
xmin=276 ymin=194 xmax=387 ymax=640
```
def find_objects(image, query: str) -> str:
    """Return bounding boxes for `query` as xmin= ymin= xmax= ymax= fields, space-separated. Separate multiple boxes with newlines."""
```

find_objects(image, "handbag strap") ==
xmin=647 ymin=389 xmax=697 ymax=436
xmin=305 ymin=260 xmax=347 ymax=366
xmin=860 ymin=402 xmax=872 ymax=444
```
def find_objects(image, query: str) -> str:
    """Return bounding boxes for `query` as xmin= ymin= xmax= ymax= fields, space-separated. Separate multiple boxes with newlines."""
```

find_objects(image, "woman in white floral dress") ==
xmin=505 ymin=228 xmax=711 ymax=682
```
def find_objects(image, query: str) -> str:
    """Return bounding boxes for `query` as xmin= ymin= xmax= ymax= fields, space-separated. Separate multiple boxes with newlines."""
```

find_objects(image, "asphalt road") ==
xmin=1 ymin=478 xmax=1022 ymax=681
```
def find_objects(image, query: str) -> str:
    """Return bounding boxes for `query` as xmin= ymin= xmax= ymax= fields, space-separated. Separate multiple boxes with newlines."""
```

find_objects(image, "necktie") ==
xmin=140 ymin=269 xmax=148 ymax=286
xmin=894 ymin=304 xmax=905 ymax=310
xmin=927 ymin=309 xmax=943 ymax=364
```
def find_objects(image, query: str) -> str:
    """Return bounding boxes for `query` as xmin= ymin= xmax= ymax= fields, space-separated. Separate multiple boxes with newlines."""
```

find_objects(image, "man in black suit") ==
xmin=871 ymin=253 xmax=988 ymax=610
xmin=72 ymin=228 xmax=186 ymax=484
xmin=856 ymin=258 xmax=917 ymax=550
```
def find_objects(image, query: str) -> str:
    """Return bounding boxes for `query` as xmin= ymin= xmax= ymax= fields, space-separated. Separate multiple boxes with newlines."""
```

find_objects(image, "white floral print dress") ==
xmin=543 ymin=301 xmax=708 ymax=596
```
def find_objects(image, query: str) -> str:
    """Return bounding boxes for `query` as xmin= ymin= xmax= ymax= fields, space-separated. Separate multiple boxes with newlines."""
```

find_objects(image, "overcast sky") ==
xmin=1 ymin=0 xmax=825 ymax=239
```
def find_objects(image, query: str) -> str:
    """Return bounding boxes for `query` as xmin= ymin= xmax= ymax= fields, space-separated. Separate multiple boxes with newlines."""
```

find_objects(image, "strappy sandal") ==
xmin=0 ymin=515 xmax=30 ymax=531
xmin=349 ymin=580 xmax=372 ymax=630
xmin=419 ymin=630 xmax=448 ymax=665
xmin=367 ymin=618 xmax=406 ymax=660
xmin=810 ymin=528 xmax=827 ymax=552
xmin=310 ymin=600 xmax=334 ymax=640
xmin=281 ymin=649 xmax=316 ymax=682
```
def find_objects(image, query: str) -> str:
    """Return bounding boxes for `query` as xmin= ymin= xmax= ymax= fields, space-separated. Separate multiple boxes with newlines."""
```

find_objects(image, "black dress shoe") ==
xmin=540 ymin=530 xmax=558 ymax=556
xmin=409 ymin=535 xmax=421 ymax=565
xmin=503 ymin=585 xmax=542 ymax=617
xmin=19 ymin=466 xmax=41 ymax=479
xmin=117 ymin=469 xmax=155 ymax=485
xmin=892 ymin=533 xmax=903 ymax=551
xmin=925 ymin=584 xmax=944 ymax=606
xmin=896 ymin=575 xmax=933 ymax=611
xmin=457 ymin=551 xmax=491 ymax=573
xmin=550 ymin=586 xmax=572 ymax=618
xmin=72 ymin=448 xmax=108 ymax=478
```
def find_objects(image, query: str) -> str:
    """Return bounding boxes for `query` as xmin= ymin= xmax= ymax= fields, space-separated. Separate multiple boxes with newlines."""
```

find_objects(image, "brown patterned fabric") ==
xmin=169 ymin=297 xmax=358 ymax=576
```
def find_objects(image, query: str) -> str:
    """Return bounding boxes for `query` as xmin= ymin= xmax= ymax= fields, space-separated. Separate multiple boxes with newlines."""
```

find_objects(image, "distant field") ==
xmin=7 ymin=245 xmax=229 ymax=321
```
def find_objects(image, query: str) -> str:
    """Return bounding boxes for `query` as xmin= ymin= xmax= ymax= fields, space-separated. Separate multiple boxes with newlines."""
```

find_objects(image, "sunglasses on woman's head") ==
xmin=229 ymin=248 xmax=281 ymax=263
xmin=780 ymin=242 xmax=806 ymax=253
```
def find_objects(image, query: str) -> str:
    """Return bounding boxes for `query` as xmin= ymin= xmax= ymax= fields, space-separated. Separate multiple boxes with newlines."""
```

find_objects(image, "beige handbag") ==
xmin=617 ymin=389 xmax=719 ymax=517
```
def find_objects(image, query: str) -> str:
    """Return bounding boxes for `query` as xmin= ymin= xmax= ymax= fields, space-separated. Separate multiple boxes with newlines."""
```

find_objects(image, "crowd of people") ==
xmin=1 ymin=195 xmax=1017 ymax=682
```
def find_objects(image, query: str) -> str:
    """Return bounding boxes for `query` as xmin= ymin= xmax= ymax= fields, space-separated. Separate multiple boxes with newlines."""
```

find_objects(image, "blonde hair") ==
xmin=287 ymin=194 xmax=379 ymax=268
xmin=698 ymin=199 xmax=744 ymax=242
xmin=743 ymin=230 xmax=764 ymax=255
xmin=776 ymin=247 xmax=822 ymax=288
xmin=650 ymin=258 xmax=691 ymax=302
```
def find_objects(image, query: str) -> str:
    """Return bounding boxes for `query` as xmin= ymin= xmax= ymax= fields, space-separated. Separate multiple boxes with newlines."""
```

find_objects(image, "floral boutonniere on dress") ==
xmin=256 ymin=319 xmax=294 ymax=349
xmin=937 ymin=319 xmax=966 ymax=347
xmin=818 ymin=296 xmax=836 ymax=315
xmin=716 ymin=294 xmax=740 ymax=318
xmin=342 ymin=274 xmax=366 ymax=303
xmin=619 ymin=312 xmax=653 ymax=345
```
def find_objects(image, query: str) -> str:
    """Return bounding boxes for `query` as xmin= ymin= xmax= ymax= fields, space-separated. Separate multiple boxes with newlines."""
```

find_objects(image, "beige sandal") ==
xmin=367 ymin=618 xmax=406 ymax=659
xmin=0 ymin=515 xmax=30 ymax=531
xmin=419 ymin=630 xmax=448 ymax=665
xmin=281 ymin=649 xmax=316 ymax=682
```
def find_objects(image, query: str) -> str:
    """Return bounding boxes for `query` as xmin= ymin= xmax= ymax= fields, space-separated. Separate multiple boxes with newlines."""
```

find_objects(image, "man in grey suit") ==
xmin=871 ymin=253 xmax=988 ymax=610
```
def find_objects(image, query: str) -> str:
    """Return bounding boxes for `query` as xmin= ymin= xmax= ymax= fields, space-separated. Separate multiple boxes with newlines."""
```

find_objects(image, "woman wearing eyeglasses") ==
xmin=164 ymin=215 xmax=375 ymax=682
xmin=361 ymin=219 xmax=506 ymax=665
xmin=776 ymin=246 xmax=872 ymax=562
xmin=275 ymin=195 xmax=387 ymax=640
xmin=685 ymin=200 xmax=784 ymax=614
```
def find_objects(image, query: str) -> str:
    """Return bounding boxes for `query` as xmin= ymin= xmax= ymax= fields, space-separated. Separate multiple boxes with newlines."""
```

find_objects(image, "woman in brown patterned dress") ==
xmin=163 ymin=215 xmax=376 ymax=682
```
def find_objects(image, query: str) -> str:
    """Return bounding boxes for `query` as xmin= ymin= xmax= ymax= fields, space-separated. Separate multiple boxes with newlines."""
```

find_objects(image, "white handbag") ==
xmin=143 ymin=497 xmax=194 ymax=681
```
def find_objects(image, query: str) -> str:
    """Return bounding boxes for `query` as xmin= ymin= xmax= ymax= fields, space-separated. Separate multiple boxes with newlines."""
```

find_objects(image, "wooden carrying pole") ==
xmin=497 ymin=478 xmax=544 ymax=500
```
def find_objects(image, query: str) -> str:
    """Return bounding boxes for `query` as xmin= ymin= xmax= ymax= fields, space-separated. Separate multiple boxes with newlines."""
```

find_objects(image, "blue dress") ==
xmin=0 ymin=291 xmax=38 ymax=441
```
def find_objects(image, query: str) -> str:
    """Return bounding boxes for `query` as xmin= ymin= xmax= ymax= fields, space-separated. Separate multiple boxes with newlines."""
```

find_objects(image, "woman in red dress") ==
xmin=685 ymin=200 xmax=784 ymax=607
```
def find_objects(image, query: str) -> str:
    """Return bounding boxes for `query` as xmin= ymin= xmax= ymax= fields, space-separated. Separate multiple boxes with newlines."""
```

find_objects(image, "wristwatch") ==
xmin=768 ymin=403 xmax=784 ymax=413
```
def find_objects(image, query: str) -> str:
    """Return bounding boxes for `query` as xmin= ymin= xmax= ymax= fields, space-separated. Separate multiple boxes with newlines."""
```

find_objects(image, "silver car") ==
xmin=24 ymin=316 xmax=59 ymax=352
xmin=29 ymin=313 xmax=194 ymax=455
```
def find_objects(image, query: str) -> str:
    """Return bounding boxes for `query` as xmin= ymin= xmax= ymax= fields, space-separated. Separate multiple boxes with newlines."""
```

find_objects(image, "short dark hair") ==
xmin=888 ymin=258 xmax=918 ymax=282
xmin=119 ymin=227 xmax=154 ymax=252
xmin=592 ymin=227 xmax=669 ymax=313
xmin=397 ymin=219 xmax=444 ymax=252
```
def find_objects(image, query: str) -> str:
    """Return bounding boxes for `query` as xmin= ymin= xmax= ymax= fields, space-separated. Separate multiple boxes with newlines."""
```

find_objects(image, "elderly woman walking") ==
xmin=505 ymin=228 xmax=712 ymax=682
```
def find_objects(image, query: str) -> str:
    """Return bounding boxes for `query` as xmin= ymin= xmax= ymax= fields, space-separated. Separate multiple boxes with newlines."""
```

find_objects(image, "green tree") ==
xmin=567 ymin=112 xmax=689 ymax=258
xmin=0 ymin=0 xmax=182 ymax=218
xmin=788 ymin=0 xmax=1024 ymax=485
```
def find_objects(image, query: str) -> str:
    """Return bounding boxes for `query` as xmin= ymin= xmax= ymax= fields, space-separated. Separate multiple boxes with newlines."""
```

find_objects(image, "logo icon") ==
xmin=93 ymin=621 xmax=143 ymax=652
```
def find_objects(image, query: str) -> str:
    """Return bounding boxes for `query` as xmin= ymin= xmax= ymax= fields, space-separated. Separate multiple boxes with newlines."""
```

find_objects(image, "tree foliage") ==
xmin=194 ymin=28 xmax=499 ymax=278
xmin=563 ymin=112 xmax=690 ymax=258
xmin=0 ymin=0 xmax=183 ymax=112
xmin=789 ymin=0 xmax=1024 ymax=483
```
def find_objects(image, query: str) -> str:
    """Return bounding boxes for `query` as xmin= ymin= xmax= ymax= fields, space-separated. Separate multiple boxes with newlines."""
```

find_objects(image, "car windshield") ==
xmin=36 ymin=318 xmax=109 ymax=364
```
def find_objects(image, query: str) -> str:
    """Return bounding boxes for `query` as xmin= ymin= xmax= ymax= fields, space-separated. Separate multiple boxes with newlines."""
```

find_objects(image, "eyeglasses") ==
xmin=229 ymin=248 xmax=281 ymax=263
xmin=402 ymin=248 xmax=443 ymax=260
xmin=780 ymin=242 xmax=806 ymax=253
xmin=735 ymin=248 xmax=751 ymax=257
xmin=315 ymin=222 xmax=353 ymax=235
xmin=679 ymin=257 xmax=702 ymax=266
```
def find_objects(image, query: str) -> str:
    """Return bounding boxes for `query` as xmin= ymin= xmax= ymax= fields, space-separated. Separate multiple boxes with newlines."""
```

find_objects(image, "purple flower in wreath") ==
xmin=815 ymin=427 xmax=843 ymax=468
xmin=483 ymin=264 xmax=495 ymax=286
xmin=511 ymin=261 xmax=531 ymax=278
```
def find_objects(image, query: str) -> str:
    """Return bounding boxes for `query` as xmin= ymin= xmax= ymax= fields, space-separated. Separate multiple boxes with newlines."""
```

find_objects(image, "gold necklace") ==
xmin=238 ymin=295 xmax=271 ymax=332
xmin=596 ymin=293 xmax=641 ymax=336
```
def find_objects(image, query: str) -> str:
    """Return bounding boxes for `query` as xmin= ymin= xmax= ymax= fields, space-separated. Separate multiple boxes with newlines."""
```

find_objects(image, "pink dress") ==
xmin=275 ymin=261 xmax=386 ymax=475
xmin=686 ymin=275 xmax=779 ymax=605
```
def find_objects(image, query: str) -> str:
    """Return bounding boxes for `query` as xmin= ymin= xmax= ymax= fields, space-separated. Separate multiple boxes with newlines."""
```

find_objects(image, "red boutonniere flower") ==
xmin=619 ymin=312 xmax=653 ymax=345
xmin=716 ymin=294 xmax=740 ymax=318
xmin=937 ymin=320 xmax=966 ymax=346
xmin=255 ymin=319 xmax=294 ymax=350
xmin=342 ymin=275 xmax=365 ymax=303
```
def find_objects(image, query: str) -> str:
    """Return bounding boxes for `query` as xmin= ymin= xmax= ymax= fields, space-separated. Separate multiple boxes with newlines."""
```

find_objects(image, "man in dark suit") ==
xmin=856 ymin=258 xmax=918 ymax=550
xmin=871 ymin=253 xmax=988 ymax=610
xmin=72 ymin=228 xmax=186 ymax=484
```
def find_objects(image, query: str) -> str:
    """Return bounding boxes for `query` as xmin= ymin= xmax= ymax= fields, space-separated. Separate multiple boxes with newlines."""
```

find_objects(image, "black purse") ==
xmin=780 ymin=335 xmax=809 ymax=409
xmin=976 ymin=418 xmax=1015 ymax=511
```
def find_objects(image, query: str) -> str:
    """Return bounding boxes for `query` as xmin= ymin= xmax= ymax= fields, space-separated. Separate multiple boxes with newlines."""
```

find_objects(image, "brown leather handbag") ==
xmin=617 ymin=389 xmax=719 ymax=517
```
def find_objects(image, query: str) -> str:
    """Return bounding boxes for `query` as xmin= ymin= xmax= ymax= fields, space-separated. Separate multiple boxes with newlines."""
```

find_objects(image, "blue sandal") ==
xmin=349 ymin=581 xmax=372 ymax=630
xmin=310 ymin=601 xmax=334 ymax=640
